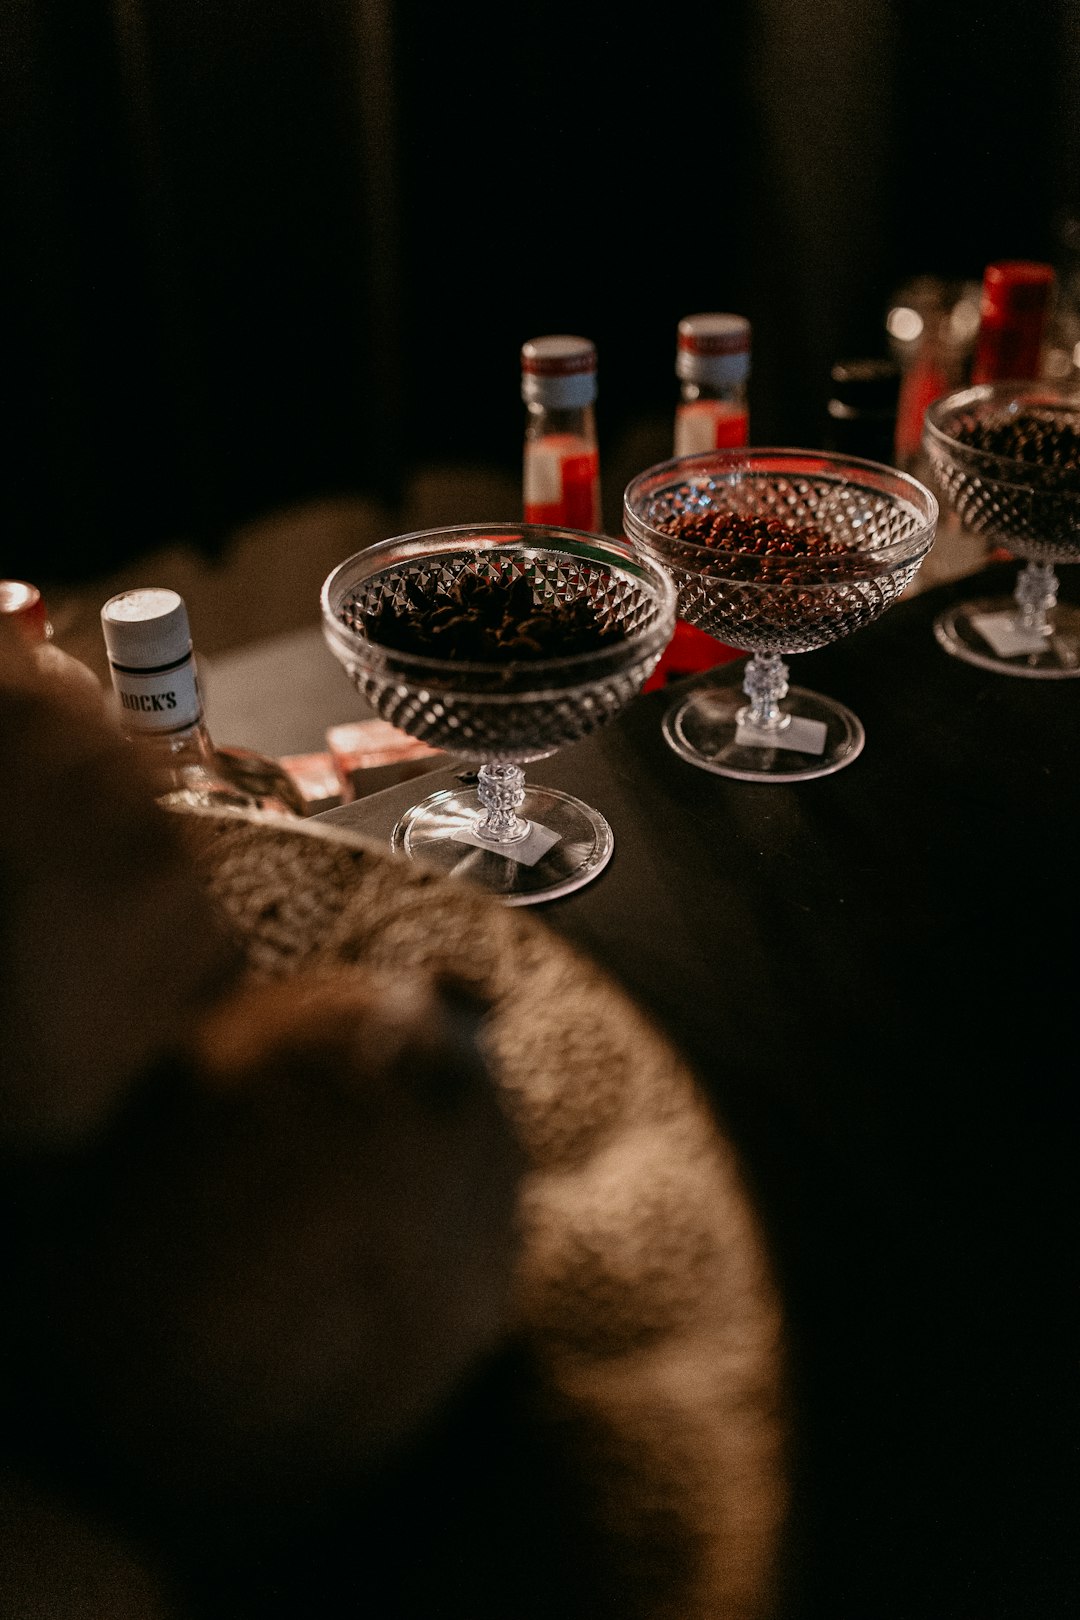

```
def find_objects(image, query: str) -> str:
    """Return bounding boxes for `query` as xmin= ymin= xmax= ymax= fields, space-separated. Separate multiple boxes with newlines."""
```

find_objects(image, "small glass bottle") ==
xmin=673 ymin=313 xmax=751 ymax=455
xmin=971 ymin=260 xmax=1056 ymax=385
xmin=887 ymin=276 xmax=981 ymax=470
xmin=521 ymin=334 xmax=602 ymax=532
xmin=100 ymin=587 xmax=303 ymax=816
xmin=642 ymin=315 xmax=749 ymax=691
xmin=0 ymin=578 xmax=103 ymax=708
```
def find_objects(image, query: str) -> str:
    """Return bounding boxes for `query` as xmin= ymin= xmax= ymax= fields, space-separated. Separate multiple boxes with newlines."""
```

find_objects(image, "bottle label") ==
xmin=108 ymin=652 xmax=202 ymax=733
xmin=674 ymin=401 xmax=749 ymax=456
xmin=524 ymin=435 xmax=601 ymax=530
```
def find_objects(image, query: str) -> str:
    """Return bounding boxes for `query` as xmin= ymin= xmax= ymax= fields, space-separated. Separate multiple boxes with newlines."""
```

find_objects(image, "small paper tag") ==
xmin=970 ymin=612 xmax=1049 ymax=658
xmin=735 ymin=715 xmax=828 ymax=755
xmin=451 ymin=820 xmax=560 ymax=866
xmin=523 ymin=440 xmax=565 ymax=506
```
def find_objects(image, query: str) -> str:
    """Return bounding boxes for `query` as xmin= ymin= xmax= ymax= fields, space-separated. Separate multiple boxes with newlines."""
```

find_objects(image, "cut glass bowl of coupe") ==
xmin=622 ymin=448 xmax=938 ymax=781
xmin=321 ymin=524 xmax=676 ymax=904
xmin=922 ymin=381 xmax=1080 ymax=677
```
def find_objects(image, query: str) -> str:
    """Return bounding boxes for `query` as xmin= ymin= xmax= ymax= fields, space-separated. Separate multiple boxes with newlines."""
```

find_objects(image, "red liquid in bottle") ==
xmin=649 ymin=403 xmax=748 ymax=689
xmin=674 ymin=399 xmax=750 ymax=455
xmin=523 ymin=433 xmax=601 ymax=530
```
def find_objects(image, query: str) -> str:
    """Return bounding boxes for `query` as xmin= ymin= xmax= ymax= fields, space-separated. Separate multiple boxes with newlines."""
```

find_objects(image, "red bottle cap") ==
xmin=0 ymin=580 xmax=49 ymax=643
xmin=979 ymin=261 xmax=1055 ymax=326
xmin=972 ymin=262 xmax=1055 ymax=384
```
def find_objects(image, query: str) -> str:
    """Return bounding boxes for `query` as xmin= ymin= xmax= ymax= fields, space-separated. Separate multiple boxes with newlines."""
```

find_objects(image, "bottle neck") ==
xmin=107 ymin=646 xmax=208 ymax=746
xmin=522 ymin=402 xmax=601 ymax=529
xmin=679 ymin=378 xmax=747 ymax=404
xmin=971 ymin=319 xmax=1047 ymax=385
xmin=140 ymin=715 xmax=216 ymax=763
xmin=524 ymin=398 xmax=597 ymax=443
xmin=674 ymin=383 xmax=750 ymax=455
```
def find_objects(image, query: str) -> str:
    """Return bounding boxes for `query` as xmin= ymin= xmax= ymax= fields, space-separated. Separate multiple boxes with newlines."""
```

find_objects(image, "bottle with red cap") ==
xmin=520 ymin=334 xmax=602 ymax=532
xmin=0 ymin=579 xmax=103 ymax=708
xmin=642 ymin=314 xmax=750 ymax=690
xmin=673 ymin=312 xmax=751 ymax=454
xmin=971 ymin=260 xmax=1056 ymax=384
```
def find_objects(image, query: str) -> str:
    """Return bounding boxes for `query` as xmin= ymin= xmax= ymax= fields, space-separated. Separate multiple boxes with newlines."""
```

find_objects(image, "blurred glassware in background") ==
xmin=824 ymin=357 xmax=902 ymax=465
xmin=889 ymin=255 xmax=1080 ymax=471
xmin=521 ymin=336 xmax=602 ymax=532
xmin=1042 ymin=209 xmax=1080 ymax=388
xmin=888 ymin=275 xmax=983 ymax=471
xmin=887 ymin=256 xmax=1080 ymax=592
xmin=100 ymin=588 xmax=303 ymax=817
xmin=887 ymin=275 xmax=998 ymax=587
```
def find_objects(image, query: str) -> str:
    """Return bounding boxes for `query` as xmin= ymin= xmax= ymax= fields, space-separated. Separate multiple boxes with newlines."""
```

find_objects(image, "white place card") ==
xmin=970 ymin=612 xmax=1049 ymax=659
xmin=735 ymin=715 xmax=828 ymax=756
xmin=451 ymin=819 xmax=560 ymax=866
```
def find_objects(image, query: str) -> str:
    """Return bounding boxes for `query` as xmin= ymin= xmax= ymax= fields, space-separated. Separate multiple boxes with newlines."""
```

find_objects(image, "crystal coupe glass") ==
xmin=922 ymin=381 xmax=1080 ymax=677
xmin=321 ymin=524 xmax=676 ymax=904
xmin=623 ymin=449 xmax=938 ymax=781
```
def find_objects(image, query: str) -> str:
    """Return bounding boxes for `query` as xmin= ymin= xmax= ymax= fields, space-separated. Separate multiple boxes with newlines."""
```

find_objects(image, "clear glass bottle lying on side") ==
xmin=99 ymin=587 xmax=303 ymax=816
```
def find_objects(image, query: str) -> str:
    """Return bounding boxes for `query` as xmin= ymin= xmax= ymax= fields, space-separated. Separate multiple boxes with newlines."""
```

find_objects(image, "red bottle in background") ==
xmin=971 ymin=260 xmax=1055 ymax=384
xmin=521 ymin=335 xmax=602 ymax=532
xmin=887 ymin=276 xmax=981 ymax=470
xmin=0 ymin=579 xmax=103 ymax=708
xmin=643 ymin=314 xmax=749 ymax=690
xmin=969 ymin=261 xmax=1057 ymax=565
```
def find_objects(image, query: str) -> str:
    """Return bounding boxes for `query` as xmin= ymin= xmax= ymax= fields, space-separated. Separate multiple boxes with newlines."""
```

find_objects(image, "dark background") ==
xmin=3 ymin=0 xmax=1078 ymax=586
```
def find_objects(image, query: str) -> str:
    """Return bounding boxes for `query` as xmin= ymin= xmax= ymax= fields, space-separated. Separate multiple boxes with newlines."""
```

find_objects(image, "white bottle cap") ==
xmin=521 ymin=335 xmax=598 ymax=409
xmin=101 ymin=587 xmax=193 ymax=671
xmin=676 ymin=313 xmax=752 ymax=387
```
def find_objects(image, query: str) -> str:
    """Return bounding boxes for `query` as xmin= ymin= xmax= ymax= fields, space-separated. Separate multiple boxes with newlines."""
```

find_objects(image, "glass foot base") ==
xmin=934 ymin=597 xmax=1080 ymax=678
xmin=391 ymin=784 xmax=613 ymax=904
xmin=662 ymin=675 xmax=865 ymax=782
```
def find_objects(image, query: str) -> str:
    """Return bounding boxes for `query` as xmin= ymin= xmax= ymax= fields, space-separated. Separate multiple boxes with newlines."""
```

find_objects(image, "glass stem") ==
xmin=739 ymin=652 xmax=791 ymax=730
xmin=475 ymin=762 xmax=530 ymax=843
xmin=1013 ymin=561 xmax=1057 ymax=636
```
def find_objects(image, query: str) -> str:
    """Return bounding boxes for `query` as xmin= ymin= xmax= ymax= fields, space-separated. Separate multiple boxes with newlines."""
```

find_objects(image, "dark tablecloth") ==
xmin=316 ymin=562 xmax=1080 ymax=1620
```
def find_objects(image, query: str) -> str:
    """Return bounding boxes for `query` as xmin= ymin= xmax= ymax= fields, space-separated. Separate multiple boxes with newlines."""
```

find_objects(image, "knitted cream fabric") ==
xmin=179 ymin=807 xmax=789 ymax=1620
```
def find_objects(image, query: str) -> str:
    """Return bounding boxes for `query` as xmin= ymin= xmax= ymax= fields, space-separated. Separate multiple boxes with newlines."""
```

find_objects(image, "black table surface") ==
xmin=312 ymin=562 xmax=1079 ymax=1619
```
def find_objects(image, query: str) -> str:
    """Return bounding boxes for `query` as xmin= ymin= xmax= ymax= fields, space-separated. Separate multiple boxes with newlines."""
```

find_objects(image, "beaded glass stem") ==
xmin=475 ymin=762 xmax=529 ymax=842
xmin=1014 ymin=560 xmax=1058 ymax=638
xmin=740 ymin=653 xmax=789 ymax=731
